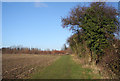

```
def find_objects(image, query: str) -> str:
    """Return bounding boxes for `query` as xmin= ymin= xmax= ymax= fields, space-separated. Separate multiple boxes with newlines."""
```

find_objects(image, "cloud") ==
xmin=34 ymin=2 xmax=48 ymax=8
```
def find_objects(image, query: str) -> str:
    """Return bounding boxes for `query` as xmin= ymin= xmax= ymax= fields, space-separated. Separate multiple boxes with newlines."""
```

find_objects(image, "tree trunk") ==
xmin=90 ymin=49 xmax=93 ymax=62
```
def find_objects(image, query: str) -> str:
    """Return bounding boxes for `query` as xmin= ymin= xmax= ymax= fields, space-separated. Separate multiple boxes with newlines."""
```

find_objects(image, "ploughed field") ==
xmin=2 ymin=54 xmax=60 ymax=79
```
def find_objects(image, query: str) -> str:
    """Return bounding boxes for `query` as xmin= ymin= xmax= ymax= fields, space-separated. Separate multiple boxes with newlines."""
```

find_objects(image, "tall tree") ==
xmin=62 ymin=2 xmax=119 ymax=63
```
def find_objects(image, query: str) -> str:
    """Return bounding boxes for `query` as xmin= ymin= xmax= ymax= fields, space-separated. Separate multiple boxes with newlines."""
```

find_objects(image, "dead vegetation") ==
xmin=72 ymin=54 xmax=119 ymax=79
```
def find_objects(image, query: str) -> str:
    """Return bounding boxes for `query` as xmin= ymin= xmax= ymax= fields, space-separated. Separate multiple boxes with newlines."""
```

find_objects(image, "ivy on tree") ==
xmin=62 ymin=2 xmax=119 ymax=63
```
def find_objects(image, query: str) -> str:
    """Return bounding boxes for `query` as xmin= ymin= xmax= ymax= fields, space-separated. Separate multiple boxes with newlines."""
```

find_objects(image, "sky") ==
xmin=2 ymin=2 xmax=118 ymax=50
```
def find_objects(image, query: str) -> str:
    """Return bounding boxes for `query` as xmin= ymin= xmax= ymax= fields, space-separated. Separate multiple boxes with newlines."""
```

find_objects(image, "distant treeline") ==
xmin=2 ymin=47 xmax=66 ymax=54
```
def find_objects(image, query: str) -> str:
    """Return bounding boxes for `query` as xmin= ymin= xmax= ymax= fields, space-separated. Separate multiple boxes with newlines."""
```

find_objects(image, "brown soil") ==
xmin=2 ymin=54 xmax=60 ymax=79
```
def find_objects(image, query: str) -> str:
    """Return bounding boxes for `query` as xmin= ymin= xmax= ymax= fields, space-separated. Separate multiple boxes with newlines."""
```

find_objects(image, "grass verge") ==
xmin=32 ymin=55 xmax=101 ymax=79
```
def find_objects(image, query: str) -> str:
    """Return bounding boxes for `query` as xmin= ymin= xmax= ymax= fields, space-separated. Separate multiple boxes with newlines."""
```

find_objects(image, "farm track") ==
xmin=32 ymin=55 xmax=101 ymax=79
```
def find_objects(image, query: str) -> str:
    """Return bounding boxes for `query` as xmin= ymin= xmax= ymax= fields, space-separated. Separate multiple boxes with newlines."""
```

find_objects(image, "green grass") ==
xmin=32 ymin=55 xmax=101 ymax=79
